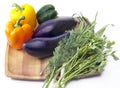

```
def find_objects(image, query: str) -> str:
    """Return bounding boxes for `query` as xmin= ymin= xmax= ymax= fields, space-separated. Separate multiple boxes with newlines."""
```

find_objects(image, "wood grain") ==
xmin=5 ymin=44 xmax=51 ymax=80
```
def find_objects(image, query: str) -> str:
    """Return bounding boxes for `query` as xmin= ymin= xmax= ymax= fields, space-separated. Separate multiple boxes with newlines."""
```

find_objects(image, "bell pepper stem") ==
xmin=14 ymin=16 xmax=25 ymax=28
xmin=12 ymin=3 xmax=24 ymax=11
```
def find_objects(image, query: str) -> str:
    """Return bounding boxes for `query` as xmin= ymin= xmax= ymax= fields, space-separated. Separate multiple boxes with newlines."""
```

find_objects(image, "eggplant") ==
xmin=32 ymin=17 xmax=78 ymax=38
xmin=23 ymin=32 xmax=70 ymax=58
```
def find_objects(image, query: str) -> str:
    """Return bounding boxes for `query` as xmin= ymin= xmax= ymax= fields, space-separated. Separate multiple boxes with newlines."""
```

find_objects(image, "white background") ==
xmin=0 ymin=0 xmax=120 ymax=88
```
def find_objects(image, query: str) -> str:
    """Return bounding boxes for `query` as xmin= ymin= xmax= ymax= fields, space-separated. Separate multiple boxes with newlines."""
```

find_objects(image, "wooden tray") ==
xmin=5 ymin=44 xmax=101 ymax=81
xmin=5 ymin=44 xmax=51 ymax=80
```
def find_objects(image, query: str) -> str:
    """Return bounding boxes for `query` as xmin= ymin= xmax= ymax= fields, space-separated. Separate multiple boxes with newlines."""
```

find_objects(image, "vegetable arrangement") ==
xmin=5 ymin=3 xmax=76 ymax=51
xmin=5 ymin=3 xmax=118 ymax=88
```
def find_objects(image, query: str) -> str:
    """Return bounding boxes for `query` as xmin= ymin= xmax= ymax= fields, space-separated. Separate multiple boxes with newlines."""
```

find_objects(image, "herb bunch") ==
xmin=42 ymin=14 xmax=118 ymax=88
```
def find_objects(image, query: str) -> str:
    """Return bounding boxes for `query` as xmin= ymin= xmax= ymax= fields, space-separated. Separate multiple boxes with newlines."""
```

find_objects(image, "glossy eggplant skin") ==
xmin=32 ymin=17 xmax=77 ymax=38
xmin=23 ymin=32 xmax=70 ymax=58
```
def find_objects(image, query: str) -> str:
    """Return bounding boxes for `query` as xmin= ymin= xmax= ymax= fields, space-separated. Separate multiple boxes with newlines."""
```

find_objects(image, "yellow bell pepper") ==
xmin=10 ymin=3 xmax=37 ymax=30
xmin=5 ymin=16 xmax=33 ymax=49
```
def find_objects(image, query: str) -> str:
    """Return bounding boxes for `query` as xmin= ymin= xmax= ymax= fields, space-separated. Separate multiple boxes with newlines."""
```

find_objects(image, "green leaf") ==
xmin=111 ymin=51 xmax=119 ymax=60
xmin=95 ymin=24 xmax=108 ymax=38
xmin=92 ymin=11 xmax=98 ymax=25
xmin=106 ymin=40 xmax=115 ymax=48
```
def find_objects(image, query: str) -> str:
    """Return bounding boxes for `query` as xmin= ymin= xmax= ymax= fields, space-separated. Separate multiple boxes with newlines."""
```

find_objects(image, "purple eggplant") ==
xmin=32 ymin=17 xmax=78 ymax=38
xmin=23 ymin=32 xmax=70 ymax=58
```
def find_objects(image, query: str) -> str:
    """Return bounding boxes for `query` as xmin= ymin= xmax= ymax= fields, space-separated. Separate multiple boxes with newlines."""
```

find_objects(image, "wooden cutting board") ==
xmin=5 ymin=44 xmax=51 ymax=80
